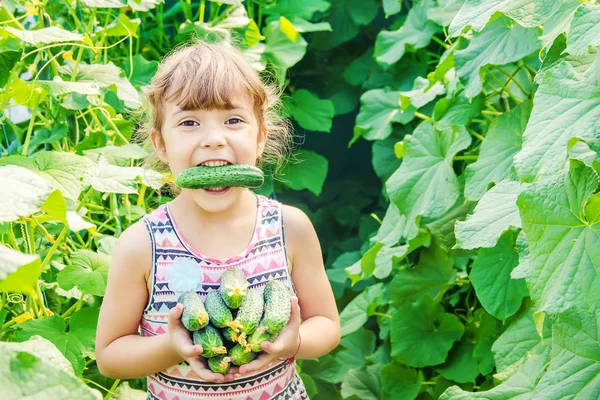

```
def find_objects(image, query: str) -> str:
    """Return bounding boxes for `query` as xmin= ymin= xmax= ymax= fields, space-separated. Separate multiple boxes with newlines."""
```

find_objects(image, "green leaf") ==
xmin=382 ymin=0 xmax=402 ymax=18
xmin=97 ymin=14 xmax=140 ymax=38
xmin=566 ymin=3 xmax=600 ymax=56
xmin=121 ymin=54 xmax=158 ymax=87
xmin=84 ymin=144 xmax=148 ymax=167
xmin=434 ymin=93 xmax=485 ymax=131
xmin=59 ymin=62 xmax=140 ymax=109
xmin=3 ymin=26 xmax=84 ymax=45
xmin=81 ymin=0 xmax=126 ymax=7
xmin=386 ymin=123 xmax=471 ymax=240
xmin=435 ymin=340 xmax=481 ymax=383
xmin=344 ymin=48 xmax=373 ymax=87
xmin=0 ymin=165 xmax=54 ymax=222
xmin=533 ymin=309 xmax=600 ymax=398
xmin=469 ymin=230 xmax=528 ymax=320
xmin=264 ymin=0 xmax=331 ymax=21
xmin=375 ymin=0 xmax=437 ymax=69
xmin=0 ymin=336 xmax=102 ymax=399
xmin=340 ymin=366 xmax=381 ymax=400
xmin=83 ymin=157 xmax=164 ymax=193
xmin=0 ymin=50 xmax=20 ymax=87
xmin=371 ymin=202 xmax=405 ymax=247
xmin=514 ymin=59 xmax=600 ymax=181
xmin=57 ymin=250 xmax=110 ymax=297
xmin=381 ymin=363 xmax=422 ymax=400
xmin=353 ymin=89 xmax=414 ymax=142
xmin=391 ymin=296 xmax=464 ymax=367
xmin=491 ymin=306 xmax=552 ymax=381
xmin=389 ymin=244 xmax=455 ymax=308
xmin=440 ymin=348 xmax=550 ymax=399
xmin=0 ymin=244 xmax=41 ymax=296
xmin=400 ymin=77 xmax=446 ymax=110
xmin=337 ymin=329 xmax=376 ymax=370
xmin=373 ymin=232 xmax=430 ymax=279
xmin=465 ymin=101 xmax=531 ymax=201
xmin=263 ymin=17 xmax=308 ymax=70
xmin=290 ymin=18 xmax=332 ymax=33
xmin=454 ymin=17 xmax=541 ymax=98
xmin=32 ymin=151 xmax=95 ymax=201
xmin=109 ymin=381 xmax=146 ymax=400
xmin=455 ymin=179 xmax=523 ymax=250
xmin=277 ymin=150 xmax=328 ymax=195
xmin=339 ymin=283 xmax=385 ymax=336
xmin=449 ymin=0 xmax=561 ymax=36
xmin=514 ymin=160 xmax=600 ymax=313
xmin=12 ymin=308 xmax=100 ymax=376
xmin=37 ymin=79 xmax=101 ymax=96
xmin=372 ymin=133 xmax=403 ymax=183
xmin=539 ymin=0 xmax=580 ymax=48
xmin=285 ymin=89 xmax=335 ymax=132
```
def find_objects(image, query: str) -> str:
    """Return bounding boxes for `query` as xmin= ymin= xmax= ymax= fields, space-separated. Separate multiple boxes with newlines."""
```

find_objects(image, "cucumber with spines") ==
xmin=178 ymin=292 xmax=209 ymax=331
xmin=208 ymin=354 xmax=231 ymax=374
xmin=232 ymin=288 xmax=264 ymax=336
xmin=229 ymin=344 xmax=257 ymax=366
xmin=261 ymin=279 xmax=291 ymax=335
xmin=219 ymin=268 xmax=248 ymax=309
xmin=205 ymin=290 xmax=234 ymax=329
xmin=176 ymin=164 xmax=264 ymax=189
xmin=247 ymin=325 xmax=275 ymax=352
xmin=193 ymin=324 xmax=227 ymax=358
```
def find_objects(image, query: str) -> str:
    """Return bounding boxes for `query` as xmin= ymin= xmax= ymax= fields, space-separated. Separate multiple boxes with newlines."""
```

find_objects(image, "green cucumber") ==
xmin=261 ymin=279 xmax=291 ymax=335
xmin=193 ymin=324 xmax=227 ymax=358
xmin=247 ymin=325 xmax=275 ymax=352
xmin=208 ymin=354 xmax=231 ymax=375
xmin=233 ymin=288 xmax=264 ymax=336
xmin=175 ymin=164 xmax=264 ymax=189
xmin=205 ymin=290 xmax=234 ymax=329
xmin=229 ymin=344 xmax=257 ymax=366
xmin=177 ymin=292 xmax=209 ymax=331
xmin=219 ymin=268 xmax=248 ymax=309
xmin=222 ymin=327 xmax=239 ymax=343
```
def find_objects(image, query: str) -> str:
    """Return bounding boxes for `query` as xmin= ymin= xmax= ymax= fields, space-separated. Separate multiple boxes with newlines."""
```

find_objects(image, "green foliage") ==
xmin=1 ymin=0 xmax=600 ymax=398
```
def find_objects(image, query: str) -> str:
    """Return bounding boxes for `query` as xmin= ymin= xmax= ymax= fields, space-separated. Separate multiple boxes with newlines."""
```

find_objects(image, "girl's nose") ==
xmin=199 ymin=130 xmax=227 ymax=148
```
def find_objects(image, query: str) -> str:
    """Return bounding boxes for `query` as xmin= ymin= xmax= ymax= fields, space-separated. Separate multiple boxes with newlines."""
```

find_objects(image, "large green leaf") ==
xmin=264 ymin=0 xmax=330 ymax=21
xmin=372 ymin=134 xmax=403 ymax=183
xmin=83 ymin=144 xmax=148 ymax=167
xmin=0 ymin=336 xmax=101 ymax=399
xmin=277 ymin=150 xmax=328 ymax=195
xmin=513 ymin=160 xmax=600 ymax=313
xmin=387 ymin=123 xmax=471 ymax=240
xmin=533 ymin=309 xmax=600 ymax=398
xmin=391 ymin=296 xmax=464 ymax=367
xmin=370 ymin=202 xmax=405 ymax=247
xmin=3 ymin=26 xmax=84 ymax=45
xmin=83 ymin=157 xmax=164 ymax=193
xmin=514 ymin=59 xmax=600 ymax=181
xmin=57 ymin=250 xmax=110 ymax=297
xmin=389 ymin=245 xmax=455 ymax=308
xmin=491 ymin=306 xmax=552 ymax=381
xmin=340 ymin=365 xmax=381 ymax=400
xmin=440 ymin=348 xmax=550 ymax=399
xmin=0 ymin=244 xmax=41 ymax=296
xmin=455 ymin=179 xmax=523 ymax=250
xmin=37 ymin=79 xmax=101 ymax=96
xmin=374 ymin=0 xmax=437 ymax=69
xmin=435 ymin=340 xmax=481 ymax=383
xmin=353 ymin=89 xmax=414 ymax=142
xmin=0 ymin=165 xmax=54 ymax=222
xmin=449 ymin=0 xmax=562 ymax=36
xmin=454 ymin=17 xmax=541 ymax=98
xmin=59 ymin=62 xmax=140 ymax=109
xmin=32 ymin=151 xmax=95 ymax=201
xmin=284 ymin=89 xmax=335 ymax=132
xmin=539 ymin=0 xmax=580 ymax=48
xmin=381 ymin=363 xmax=422 ymax=400
xmin=469 ymin=230 xmax=528 ymax=320
xmin=465 ymin=101 xmax=531 ymax=201
xmin=0 ymin=50 xmax=20 ymax=87
xmin=12 ymin=308 xmax=100 ymax=376
xmin=311 ymin=0 xmax=377 ymax=50
xmin=263 ymin=17 xmax=308 ymax=70
xmin=339 ymin=283 xmax=385 ymax=336
xmin=565 ymin=3 xmax=600 ymax=56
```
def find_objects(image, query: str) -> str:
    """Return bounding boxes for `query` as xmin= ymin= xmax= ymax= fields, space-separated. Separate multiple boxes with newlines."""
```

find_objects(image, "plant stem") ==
xmin=414 ymin=111 xmax=433 ymax=122
xmin=431 ymin=35 xmax=449 ymax=49
xmin=371 ymin=312 xmax=392 ymax=319
xmin=21 ymin=93 xmax=41 ymax=156
xmin=103 ymin=379 xmax=121 ymax=400
xmin=40 ymin=226 xmax=69 ymax=271
xmin=467 ymin=128 xmax=485 ymax=142
xmin=453 ymin=155 xmax=478 ymax=161
xmin=199 ymin=0 xmax=206 ymax=22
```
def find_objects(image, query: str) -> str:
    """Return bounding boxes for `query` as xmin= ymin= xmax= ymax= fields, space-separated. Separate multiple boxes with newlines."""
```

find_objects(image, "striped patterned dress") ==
xmin=139 ymin=193 xmax=309 ymax=400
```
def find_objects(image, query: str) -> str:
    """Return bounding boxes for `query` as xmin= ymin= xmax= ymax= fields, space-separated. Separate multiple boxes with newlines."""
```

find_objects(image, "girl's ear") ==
xmin=257 ymin=124 xmax=268 ymax=156
xmin=150 ymin=128 xmax=168 ymax=164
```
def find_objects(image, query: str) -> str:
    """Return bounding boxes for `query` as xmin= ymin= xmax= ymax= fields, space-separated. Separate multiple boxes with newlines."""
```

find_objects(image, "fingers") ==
xmin=290 ymin=296 xmax=301 ymax=326
xmin=260 ymin=340 xmax=282 ymax=355
xmin=187 ymin=357 xmax=226 ymax=383
xmin=180 ymin=344 xmax=203 ymax=359
xmin=167 ymin=303 xmax=183 ymax=327
xmin=238 ymin=353 xmax=275 ymax=375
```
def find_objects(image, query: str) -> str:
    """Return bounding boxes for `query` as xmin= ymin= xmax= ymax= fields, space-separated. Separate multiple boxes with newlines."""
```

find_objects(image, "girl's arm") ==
xmin=95 ymin=221 xmax=225 ymax=382
xmin=238 ymin=205 xmax=340 ymax=375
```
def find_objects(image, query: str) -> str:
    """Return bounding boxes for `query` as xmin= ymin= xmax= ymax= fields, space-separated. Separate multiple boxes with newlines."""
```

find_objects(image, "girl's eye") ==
xmin=180 ymin=120 xmax=198 ymax=127
xmin=226 ymin=118 xmax=243 ymax=125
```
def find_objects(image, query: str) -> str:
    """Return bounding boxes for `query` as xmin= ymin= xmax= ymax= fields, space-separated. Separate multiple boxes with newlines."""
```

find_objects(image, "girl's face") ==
xmin=151 ymin=94 xmax=267 ymax=212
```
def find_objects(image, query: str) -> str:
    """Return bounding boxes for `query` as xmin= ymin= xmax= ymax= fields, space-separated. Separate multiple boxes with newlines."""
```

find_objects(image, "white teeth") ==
xmin=200 ymin=160 xmax=229 ymax=167
xmin=206 ymin=186 xmax=225 ymax=191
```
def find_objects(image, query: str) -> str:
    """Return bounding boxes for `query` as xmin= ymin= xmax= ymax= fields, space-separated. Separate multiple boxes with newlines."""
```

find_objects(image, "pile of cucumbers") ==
xmin=177 ymin=268 xmax=291 ymax=375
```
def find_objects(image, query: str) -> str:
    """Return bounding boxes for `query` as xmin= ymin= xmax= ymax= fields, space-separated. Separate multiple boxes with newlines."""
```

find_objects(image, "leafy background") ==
xmin=1 ymin=0 xmax=600 ymax=399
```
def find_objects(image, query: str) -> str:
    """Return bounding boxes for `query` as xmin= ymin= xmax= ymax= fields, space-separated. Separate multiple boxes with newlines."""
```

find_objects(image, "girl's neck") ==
xmin=170 ymin=189 xmax=257 ymax=228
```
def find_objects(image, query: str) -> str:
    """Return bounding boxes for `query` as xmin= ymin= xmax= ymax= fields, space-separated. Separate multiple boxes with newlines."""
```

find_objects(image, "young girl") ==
xmin=95 ymin=39 xmax=340 ymax=399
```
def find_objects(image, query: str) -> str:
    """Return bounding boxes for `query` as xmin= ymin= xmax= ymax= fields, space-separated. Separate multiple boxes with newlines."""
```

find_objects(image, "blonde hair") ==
xmin=133 ymin=37 xmax=294 ymax=197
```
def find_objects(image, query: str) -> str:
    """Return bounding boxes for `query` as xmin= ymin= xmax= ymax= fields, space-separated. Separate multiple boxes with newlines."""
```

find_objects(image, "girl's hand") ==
xmin=167 ymin=303 xmax=226 ymax=383
xmin=237 ymin=296 xmax=302 ymax=376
